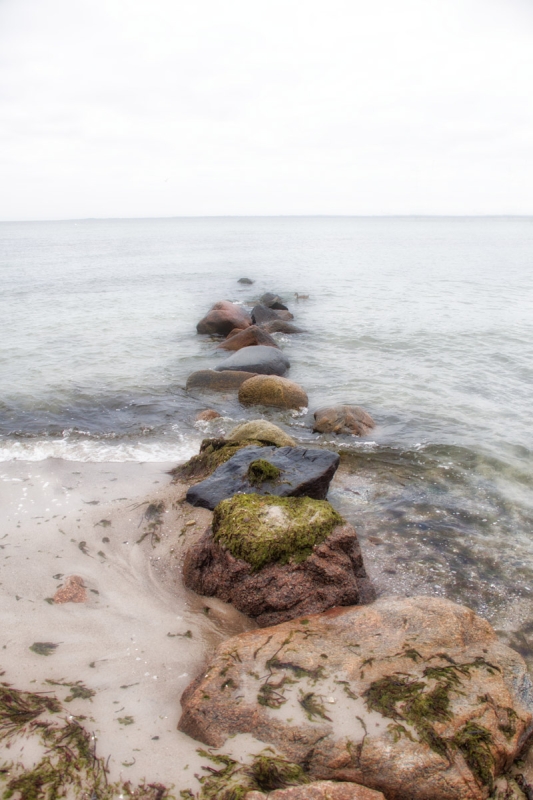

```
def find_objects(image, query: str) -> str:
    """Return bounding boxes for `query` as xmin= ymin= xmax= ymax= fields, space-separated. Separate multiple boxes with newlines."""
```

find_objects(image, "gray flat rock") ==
xmin=214 ymin=345 xmax=290 ymax=376
xmin=186 ymin=445 xmax=340 ymax=509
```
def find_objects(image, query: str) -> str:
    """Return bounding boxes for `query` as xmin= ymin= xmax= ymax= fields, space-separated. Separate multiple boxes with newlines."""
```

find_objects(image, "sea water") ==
xmin=1 ymin=215 xmax=533 ymax=656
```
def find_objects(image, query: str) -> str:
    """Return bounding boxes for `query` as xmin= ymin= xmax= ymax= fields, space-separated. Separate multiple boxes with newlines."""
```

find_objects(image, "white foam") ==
xmin=0 ymin=436 xmax=200 ymax=463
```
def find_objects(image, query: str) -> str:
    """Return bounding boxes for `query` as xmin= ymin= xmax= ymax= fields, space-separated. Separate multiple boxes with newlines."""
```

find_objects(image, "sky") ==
xmin=1 ymin=0 xmax=533 ymax=219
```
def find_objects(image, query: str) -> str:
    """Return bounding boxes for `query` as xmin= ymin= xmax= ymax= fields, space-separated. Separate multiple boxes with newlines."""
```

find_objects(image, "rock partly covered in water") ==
xmin=182 ymin=495 xmax=374 ymax=626
xmin=228 ymin=420 xmax=296 ymax=448
xmin=197 ymin=301 xmax=252 ymax=336
xmin=252 ymin=305 xmax=294 ymax=325
xmin=259 ymin=319 xmax=306 ymax=335
xmin=195 ymin=409 xmax=221 ymax=422
xmin=259 ymin=292 xmax=289 ymax=310
xmin=170 ymin=438 xmax=267 ymax=483
xmin=246 ymin=783 xmax=385 ymax=800
xmin=217 ymin=325 xmax=279 ymax=352
xmin=186 ymin=369 xmax=258 ymax=392
xmin=185 ymin=445 xmax=340 ymax=509
xmin=313 ymin=405 xmax=375 ymax=436
xmin=215 ymin=345 xmax=290 ymax=376
xmin=239 ymin=375 xmax=308 ymax=410
xmin=238 ymin=277 xmax=254 ymax=284
xmin=179 ymin=596 xmax=533 ymax=800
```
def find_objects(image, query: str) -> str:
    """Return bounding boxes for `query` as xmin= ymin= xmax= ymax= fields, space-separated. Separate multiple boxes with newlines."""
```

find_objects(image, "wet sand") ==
xmin=0 ymin=458 xmax=254 ymax=794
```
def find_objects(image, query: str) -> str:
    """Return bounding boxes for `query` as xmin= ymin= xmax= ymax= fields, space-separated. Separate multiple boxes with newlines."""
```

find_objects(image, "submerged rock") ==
xmin=260 ymin=292 xmax=289 ymax=310
xmin=217 ymin=325 xmax=279 ymax=352
xmin=238 ymin=277 xmax=254 ymax=284
xmin=313 ymin=406 xmax=375 ymax=436
xmin=228 ymin=420 xmax=297 ymax=448
xmin=186 ymin=369 xmax=258 ymax=392
xmin=239 ymin=375 xmax=308 ymax=410
xmin=260 ymin=319 xmax=306 ymax=335
xmin=185 ymin=445 xmax=340 ymax=509
xmin=246 ymin=782 xmax=385 ymax=799
xmin=179 ymin=596 xmax=533 ymax=800
xmin=195 ymin=409 xmax=221 ymax=422
xmin=182 ymin=495 xmax=374 ymax=626
xmin=252 ymin=305 xmax=294 ymax=325
xmin=215 ymin=345 xmax=290 ymax=376
xmin=197 ymin=301 xmax=252 ymax=336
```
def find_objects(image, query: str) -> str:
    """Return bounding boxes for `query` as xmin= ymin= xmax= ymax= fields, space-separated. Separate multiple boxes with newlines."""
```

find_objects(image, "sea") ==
xmin=1 ymin=215 xmax=533 ymax=660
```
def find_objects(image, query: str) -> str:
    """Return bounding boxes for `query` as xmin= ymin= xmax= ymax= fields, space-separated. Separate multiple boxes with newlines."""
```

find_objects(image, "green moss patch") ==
xmin=212 ymin=494 xmax=343 ymax=571
xmin=363 ymin=658 xmax=505 ymax=791
xmin=246 ymin=459 xmax=281 ymax=487
xmin=169 ymin=438 xmax=267 ymax=483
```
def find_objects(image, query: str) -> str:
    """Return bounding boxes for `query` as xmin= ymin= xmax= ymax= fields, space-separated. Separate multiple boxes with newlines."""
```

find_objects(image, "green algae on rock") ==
xmin=170 ymin=438 xmax=267 ymax=483
xmin=212 ymin=495 xmax=343 ymax=571
xmin=247 ymin=459 xmax=282 ymax=487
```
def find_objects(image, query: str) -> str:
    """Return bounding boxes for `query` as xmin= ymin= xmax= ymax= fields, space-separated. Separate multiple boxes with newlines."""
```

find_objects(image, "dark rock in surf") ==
xmin=216 ymin=325 xmax=279 ymax=352
xmin=185 ymin=445 xmax=340 ymax=510
xmin=260 ymin=319 xmax=306 ymax=335
xmin=260 ymin=292 xmax=289 ymax=310
xmin=237 ymin=277 xmax=254 ymax=284
xmin=214 ymin=345 xmax=290 ymax=376
xmin=251 ymin=304 xmax=294 ymax=325
xmin=196 ymin=301 xmax=252 ymax=336
xmin=313 ymin=405 xmax=375 ymax=436
xmin=186 ymin=369 xmax=258 ymax=392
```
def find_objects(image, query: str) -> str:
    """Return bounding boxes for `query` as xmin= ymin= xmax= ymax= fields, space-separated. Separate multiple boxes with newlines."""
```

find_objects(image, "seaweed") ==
xmin=169 ymin=438 xmax=266 ymax=483
xmin=45 ymin=680 xmax=95 ymax=702
xmin=29 ymin=643 xmax=59 ymax=657
xmin=246 ymin=459 xmax=281 ymax=487
xmin=453 ymin=722 xmax=495 ymax=791
xmin=298 ymin=691 xmax=332 ymax=722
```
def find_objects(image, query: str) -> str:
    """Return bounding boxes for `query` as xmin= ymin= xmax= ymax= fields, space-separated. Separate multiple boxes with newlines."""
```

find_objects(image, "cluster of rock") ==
xmin=173 ymin=287 xmax=533 ymax=800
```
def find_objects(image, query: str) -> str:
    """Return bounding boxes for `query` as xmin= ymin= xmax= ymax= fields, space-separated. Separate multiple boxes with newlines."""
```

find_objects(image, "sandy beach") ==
xmin=0 ymin=457 xmax=255 ymax=795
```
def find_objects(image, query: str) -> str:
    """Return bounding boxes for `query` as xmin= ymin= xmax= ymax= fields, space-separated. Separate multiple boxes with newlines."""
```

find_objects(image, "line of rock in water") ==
xmin=173 ymin=289 xmax=533 ymax=800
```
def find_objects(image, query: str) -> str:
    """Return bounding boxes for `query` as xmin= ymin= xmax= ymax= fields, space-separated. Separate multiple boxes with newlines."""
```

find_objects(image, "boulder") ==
xmin=186 ymin=369 xmax=258 ymax=392
xmin=179 ymin=596 xmax=533 ymax=800
xmin=170 ymin=438 xmax=267 ymax=483
xmin=215 ymin=346 xmax=290 ymax=376
xmin=217 ymin=326 xmax=280 ymax=352
xmin=195 ymin=409 xmax=221 ymax=422
xmin=260 ymin=319 xmax=306 ymax=335
xmin=185 ymin=445 xmax=340 ymax=510
xmin=239 ymin=375 xmax=308 ymax=410
xmin=252 ymin=305 xmax=294 ymax=325
xmin=246 ymin=782 xmax=385 ymax=800
xmin=197 ymin=301 xmax=252 ymax=336
xmin=228 ymin=420 xmax=296 ymax=448
xmin=313 ymin=406 xmax=375 ymax=436
xmin=238 ymin=278 xmax=254 ymax=284
xmin=182 ymin=495 xmax=374 ymax=626
xmin=260 ymin=292 xmax=289 ymax=311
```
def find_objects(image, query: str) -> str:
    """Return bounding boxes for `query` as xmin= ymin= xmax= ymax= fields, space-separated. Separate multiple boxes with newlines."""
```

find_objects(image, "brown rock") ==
xmin=252 ymin=305 xmax=294 ymax=325
xmin=245 ymin=781 xmax=385 ymax=799
xmin=195 ymin=409 xmax=221 ymax=422
xmin=53 ymin=575 xmax=87 ymax=604
xmin=217 ymin=326 xmax=280 ymax=352
xmin=186 ymin=370 xmax=258 ymax=392
xmin=197 ymin=301 xmax=252 ymax=335
xmin=183 ymin=521 xmax=374 ymax=626
xmin=179 ymin=596 xmax=533 ymax=800
xmin=239 ymin=375 xmax=308 ymax=410
xmin=260 ymin=320 xmax=305 ymax=335
xmin=313 ymin=406 xmax=375 ymax=436
xmin=228 ymin=420 xmax=297 ymax=447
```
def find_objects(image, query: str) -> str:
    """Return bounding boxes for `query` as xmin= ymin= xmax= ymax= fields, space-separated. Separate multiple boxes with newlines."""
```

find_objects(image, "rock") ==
xmin=245 ymin=782 xmax=385 ymax=799
xmin=260 ymin=319 xmax=306 ymax=335
xmin=178 ymin=596 xmax=533 ymax=800
xmin=195 ymin=409 xmax=221 ymax=422
xmin=217 ymin=326 xmax=280 ymax=352
xmin=186 ymin=370 xmax=258 ymax=392
xmin=170 ymin=438 xmax=268 ymax=483
xmin=182 ymin=496 xmax=374 ymax=626
xmin=197 ymin=301 xmax=252 ymax=336
xmin=238 ymin=278 xmax=254 ymax=284
xmin=252 ymin=305 xmax=294 ymax=325
xmin=239 ymin=375 xmax=308 ymax=410
xmin=313 ymin=406 xmax=375 ymax=436
xmin=228 ymin=420 xmax=297 ymax=448
xmin=53 ymin=575 xmax=87 ymax=604
xmin=215 ymin=346 xmax=290 ymax=376
xmin=185 ymin=445 xmax=340 ymax=510
xmin=260 ymin=292 xmax=289 ymax=311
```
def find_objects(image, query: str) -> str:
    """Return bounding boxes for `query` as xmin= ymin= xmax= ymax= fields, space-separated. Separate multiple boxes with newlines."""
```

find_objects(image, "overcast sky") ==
xmin=1 ymin=0 xmax=532 ymax=219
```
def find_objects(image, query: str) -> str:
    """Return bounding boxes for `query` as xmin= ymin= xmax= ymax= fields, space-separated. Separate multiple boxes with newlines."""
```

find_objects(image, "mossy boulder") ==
xmin=239 ymin=375 xmax=308 ymax=410
xmin=213 ymin=494 xmax=342 ymax=571
xmin=228 ymin=420 xmax=296 ymax=448
xmin=179 ymin=597 xmax=533 ymax=800
xmin=182 ymin=496 xmax=373 ymax=626
xmin=170 ymin=438 xmax=267 ymax=483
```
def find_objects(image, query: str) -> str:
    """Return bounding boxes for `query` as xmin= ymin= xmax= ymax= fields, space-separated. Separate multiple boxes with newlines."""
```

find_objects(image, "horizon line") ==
xmin=1 ymin=213 xmax=533 ymax=224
